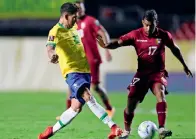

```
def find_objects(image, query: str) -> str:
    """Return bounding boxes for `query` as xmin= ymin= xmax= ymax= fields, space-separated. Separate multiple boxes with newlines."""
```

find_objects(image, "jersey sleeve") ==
xmin=119 ymin=31 xmax=135 ymax=46
xmin=46 ymin=29 xmax=58 ymax=48
xmin=90 ymin=18 xmax=102 ymax=33
xmin=165 ymin=31 xmax=175 ymax=48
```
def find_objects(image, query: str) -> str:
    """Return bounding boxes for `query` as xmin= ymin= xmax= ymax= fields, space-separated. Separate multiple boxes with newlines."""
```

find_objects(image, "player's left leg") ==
xmin=119 ymin=73 xmax=149 ymax=139
xmin=56 ymin=87 xmax=72 ymax=120
xmin=151 ymin=82 xmax=172 ymax=139
xmin=90 ymin=62 xmax=114 ymax=118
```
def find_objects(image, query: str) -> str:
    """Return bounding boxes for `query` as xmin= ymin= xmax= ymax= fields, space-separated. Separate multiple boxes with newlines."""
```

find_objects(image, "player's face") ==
xmin=66 ymin=13 xmax=77 ymax=28
xmin=75 ymin=2 xmax=85 ymax=18
xmin=142 ymin=19 xmax=156 ymax=36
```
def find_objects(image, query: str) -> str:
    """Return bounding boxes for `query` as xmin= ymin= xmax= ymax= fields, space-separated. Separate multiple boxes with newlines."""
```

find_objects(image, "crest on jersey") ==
xmin=156 ymin=38 xmax=161 ymax=44
xmin=48 ymin=36 xmax=55 ymax=41
xmin=81 ymin=22 xmax=86 ymax=29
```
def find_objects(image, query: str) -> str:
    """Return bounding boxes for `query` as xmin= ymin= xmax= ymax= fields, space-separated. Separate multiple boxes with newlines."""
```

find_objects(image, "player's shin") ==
xmin=124 ymin=109 xmax=134 ymax=132
xmin=124 ymin=97 xmax=138 ymax=132
xmin=86 ymin=96 xmax=115 ymax=128
xmin=156 ymin=101 xmax=167 ymax=128
xmin=53 ymin=108 xmax=78 ymax=133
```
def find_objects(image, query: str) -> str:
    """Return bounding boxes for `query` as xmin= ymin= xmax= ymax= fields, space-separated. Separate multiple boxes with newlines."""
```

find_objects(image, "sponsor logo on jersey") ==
xmin=136 ymin=39 xmax=148 ymax=42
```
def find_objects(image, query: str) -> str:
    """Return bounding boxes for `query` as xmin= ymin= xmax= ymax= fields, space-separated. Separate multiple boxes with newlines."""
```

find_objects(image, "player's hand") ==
xmin=96 ymin=35 xmax=106 ymax=48
xmin=50 ymin=54 xmax=59 ymax=64
xmin=105 ymin=50 xmax=112 ymax=62
xmin=183 ymin=66 xmax=193 ymax=77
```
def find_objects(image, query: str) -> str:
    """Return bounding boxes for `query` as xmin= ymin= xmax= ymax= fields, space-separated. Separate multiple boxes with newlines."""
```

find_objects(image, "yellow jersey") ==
xmin=46 ymin=23 xmax=90 ymax=78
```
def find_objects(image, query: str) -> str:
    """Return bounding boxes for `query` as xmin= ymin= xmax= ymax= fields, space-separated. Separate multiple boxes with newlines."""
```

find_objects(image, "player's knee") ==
xmin=80 ymin=87 xmax=92 ymax=102
xmin=71 ymin=98 xmax=83 ymax=112
xmin=156 ymin=94 xmax=166 ymax=102
xmin=77 ymin=85 xmax=91 ymax=102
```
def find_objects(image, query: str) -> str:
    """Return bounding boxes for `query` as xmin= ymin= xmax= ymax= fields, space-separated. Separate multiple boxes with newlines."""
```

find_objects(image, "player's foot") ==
xmin=159 ymin=128 xmax=172 ymax=139
xmin=56 ymin=116 xmax=60 ymax=120
xmin=108 ymin=124 xmax=123 ymax=139
xmin=118 ymin=130 xmax=130 ymax=139
xmin=106 ymin=107 xmax=115 ymax=119
xmin=38 ymin=126 xmax=53 ymax=139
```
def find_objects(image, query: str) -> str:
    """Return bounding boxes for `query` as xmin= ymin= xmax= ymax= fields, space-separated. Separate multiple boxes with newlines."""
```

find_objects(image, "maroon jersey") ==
xmin=77 ymin=15 xmax=102 ymax=63
xmin=119 ymin=27 xmax=174 ymax=74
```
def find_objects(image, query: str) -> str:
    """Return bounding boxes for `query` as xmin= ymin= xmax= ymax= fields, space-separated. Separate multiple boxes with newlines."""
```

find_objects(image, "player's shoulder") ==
xmin=134 ymin=28 xmax=143 ymax=34
xmin=85 ymin=15 xmax=100 ymax=25
xmin=85 ymin=15 xmax=97 ymax=21
xmin=48 ymin=23 xmax=61 ymax=36
xmin=157 ymin=28 xmax=172 ymax=37
xmin=127 ymin=28 xmax=143 ymax=36
xmin=71 ymin=23 xmax=78 ymax=30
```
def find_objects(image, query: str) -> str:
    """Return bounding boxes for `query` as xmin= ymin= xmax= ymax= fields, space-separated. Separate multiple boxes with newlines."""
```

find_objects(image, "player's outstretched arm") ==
xmin=165 ymin=32 xmax=193 ymax=77
xmin=97 ymin=27 xmax=112 ymax=61
xmin=169 ymin=45 xmax=193 ymax=77
xmin=47 ymin=45 xmax=59 ymax=64
xmin=96 ymin=35 xmax=122 ymax=49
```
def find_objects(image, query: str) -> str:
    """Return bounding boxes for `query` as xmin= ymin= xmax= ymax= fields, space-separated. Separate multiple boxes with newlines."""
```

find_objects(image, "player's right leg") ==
xmin=38 ymin=98 xmax=82 ymax=139
xmin=90 ymin=62 xmax=114 ymax=118
xmin=80 ymin=86 xmax=122 ymax=139
xmin=56 ymin=72 xmax=122 ymax=139
xmin=119 ymin=74 xmax=149 ymax=139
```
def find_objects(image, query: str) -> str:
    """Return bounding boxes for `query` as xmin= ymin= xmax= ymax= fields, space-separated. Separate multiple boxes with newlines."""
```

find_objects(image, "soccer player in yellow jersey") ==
xmin=38 ymin=3 xmax=122 ymax=139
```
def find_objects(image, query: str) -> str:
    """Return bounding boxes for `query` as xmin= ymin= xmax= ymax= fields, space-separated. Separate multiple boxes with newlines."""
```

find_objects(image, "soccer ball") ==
xmin=138 ymin=121 xmax=158 ymax=139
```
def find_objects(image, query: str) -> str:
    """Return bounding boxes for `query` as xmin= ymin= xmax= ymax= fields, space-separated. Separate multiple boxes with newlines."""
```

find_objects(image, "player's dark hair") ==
xmin=143 ymin=9 xmax=158 ymax=22
xmin=60 ymin=2 xmax=79 ymax=15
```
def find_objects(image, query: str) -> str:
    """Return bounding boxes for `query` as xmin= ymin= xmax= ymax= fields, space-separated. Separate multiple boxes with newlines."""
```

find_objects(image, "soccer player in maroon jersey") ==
xmin=75 ymin=1 xmax=115 ymax=118
xmin=58 ymin=0 xmax=115 ymax=119
xmin=97 ymin=9 xmax=193 ymax=139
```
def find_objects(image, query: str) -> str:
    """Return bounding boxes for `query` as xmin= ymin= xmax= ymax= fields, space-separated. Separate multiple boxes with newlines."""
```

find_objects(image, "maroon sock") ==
xmin=156 ymin=102 xmax=167 ymax=128
xmin=66 ymin=99 xmax=71 ymax=109
xmin=124 ymin=109 xmax=134 ymax=131
xmin=103 ymin=99 xmax=112 ymax=110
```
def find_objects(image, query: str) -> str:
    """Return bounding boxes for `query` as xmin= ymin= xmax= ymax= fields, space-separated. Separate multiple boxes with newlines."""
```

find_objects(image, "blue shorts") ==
xmin=66 ymin=73 xmax=91 ymax=104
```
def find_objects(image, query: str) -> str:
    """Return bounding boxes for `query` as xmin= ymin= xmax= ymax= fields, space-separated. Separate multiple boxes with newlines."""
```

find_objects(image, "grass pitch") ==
xmin=0 ymin=92 xmax=195 ymax=139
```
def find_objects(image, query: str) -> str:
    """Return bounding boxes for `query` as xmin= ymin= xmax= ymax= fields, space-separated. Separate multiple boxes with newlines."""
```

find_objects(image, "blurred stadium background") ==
xmin=0 ymin=0 xmax=195 ymax=139
xmin=0 ymin=0 xmax=194 ymax=92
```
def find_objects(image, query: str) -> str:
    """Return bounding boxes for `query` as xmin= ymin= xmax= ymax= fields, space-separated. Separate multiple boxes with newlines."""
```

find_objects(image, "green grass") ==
xmin=0 ymin=92 xmax=195 ymax=139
